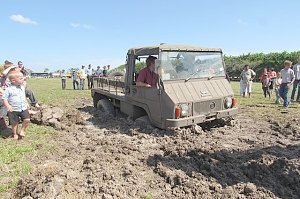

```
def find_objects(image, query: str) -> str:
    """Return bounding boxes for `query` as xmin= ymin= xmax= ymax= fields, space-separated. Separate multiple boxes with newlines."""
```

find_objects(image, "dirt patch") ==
xmin=15 ymin=98 xmax=300 ymax=199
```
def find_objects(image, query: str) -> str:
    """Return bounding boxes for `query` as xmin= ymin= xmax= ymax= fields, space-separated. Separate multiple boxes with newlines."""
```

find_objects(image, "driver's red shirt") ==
xmin=137 ymin=67 xmax=158 ymax=87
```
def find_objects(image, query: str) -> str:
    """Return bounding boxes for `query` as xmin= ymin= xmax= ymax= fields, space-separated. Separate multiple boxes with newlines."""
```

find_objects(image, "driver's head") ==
xmin=146 ymin=55 xmax=157 ymax=68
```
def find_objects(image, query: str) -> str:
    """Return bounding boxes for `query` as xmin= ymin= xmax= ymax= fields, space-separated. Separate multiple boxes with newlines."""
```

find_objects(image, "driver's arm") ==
xmin=136 ymin=81 xmax=151 ymax=87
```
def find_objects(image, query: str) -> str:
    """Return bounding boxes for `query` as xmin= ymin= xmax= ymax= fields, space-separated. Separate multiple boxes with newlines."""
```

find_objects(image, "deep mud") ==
xmin=14 ymin=98 xmax=300 ymax=199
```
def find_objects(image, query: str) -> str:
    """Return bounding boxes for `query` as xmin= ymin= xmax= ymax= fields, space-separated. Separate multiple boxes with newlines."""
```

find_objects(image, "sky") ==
xmin=1 ymin=0 xmax=300 ymax=72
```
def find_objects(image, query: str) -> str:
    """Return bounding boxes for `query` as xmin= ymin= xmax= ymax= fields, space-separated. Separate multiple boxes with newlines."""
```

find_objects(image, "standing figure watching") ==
xmin=17 ymin=61 xmax=40 ymax=108
xmin=86 ymin=64 xmax=93 ymax=89
xmin=2 ymin=71 xmax=30 ymax=139
xmin=291 ymin=56 xmax=300 ymax=102
xmin=79 ymin=65 xmax=87 ymax=90
xmin=240 ymin=64 xmax=256 ymax=98
xmin=279 ymin=60 xmax=295 ymax=109
xmin=71 ymin=70 xmax=79 ymax=90
xmin=61 ymin=69 xmax=67 ymax=90
xmin=274 ymin=72 xmax=282 ymax=104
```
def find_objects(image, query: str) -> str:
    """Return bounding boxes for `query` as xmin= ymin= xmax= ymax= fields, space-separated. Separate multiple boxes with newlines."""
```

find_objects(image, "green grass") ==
xmin=231 ymin=81 xmax=299 ymax=123
xmin=27 ymin=78 xmax=91 ymax=106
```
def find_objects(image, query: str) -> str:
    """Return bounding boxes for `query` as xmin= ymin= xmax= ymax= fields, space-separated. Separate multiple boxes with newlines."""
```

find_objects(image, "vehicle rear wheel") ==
xmin=97 ymin=98 xmax=115 ymax=115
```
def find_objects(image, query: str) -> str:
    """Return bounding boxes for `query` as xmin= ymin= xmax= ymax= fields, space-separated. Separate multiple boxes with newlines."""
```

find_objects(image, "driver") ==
xmin=136 ymin=56 xmax=158 ymax=87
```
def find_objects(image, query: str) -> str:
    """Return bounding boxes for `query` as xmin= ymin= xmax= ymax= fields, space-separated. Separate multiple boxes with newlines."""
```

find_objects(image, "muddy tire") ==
xmin=97 ymin=98 xmax=115 ymax=115
xmin=93 ymin=94 xmax=102 ymax=108
xmin=135 ymin=115 xmax=151 ymax=125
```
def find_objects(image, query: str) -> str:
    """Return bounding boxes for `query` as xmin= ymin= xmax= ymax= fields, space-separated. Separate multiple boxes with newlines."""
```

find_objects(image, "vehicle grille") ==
xmin=193 ymin=99 xmax=222 ymax=115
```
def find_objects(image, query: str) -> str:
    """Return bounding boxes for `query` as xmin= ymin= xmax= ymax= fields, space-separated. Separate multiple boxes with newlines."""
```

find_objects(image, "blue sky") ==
xmin=1 ymin=0 xmax=299 ymax=72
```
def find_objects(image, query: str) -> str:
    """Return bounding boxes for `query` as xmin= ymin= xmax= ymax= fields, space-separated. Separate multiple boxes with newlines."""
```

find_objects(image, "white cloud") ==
xmin=71 ymin=23 xmax=80 ymax=28
xmin=10 ymin=14 xmax=38 ymax=25
xmin=70 ymin=22 xmax=94 ymax=30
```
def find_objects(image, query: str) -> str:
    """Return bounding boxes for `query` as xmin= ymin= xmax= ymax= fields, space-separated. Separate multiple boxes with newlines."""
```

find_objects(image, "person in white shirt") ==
xmin=86 ymin=64 xmax=93 ymax=89
xmin=291 ymin=56 xmax=300 ymax=102
xmin=79 ymin=65 xmax=87 ymax=90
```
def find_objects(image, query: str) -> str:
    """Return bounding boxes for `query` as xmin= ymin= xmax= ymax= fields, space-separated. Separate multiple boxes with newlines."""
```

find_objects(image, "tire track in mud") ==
xmin=16 ymin=100 xmax=300 ymax=199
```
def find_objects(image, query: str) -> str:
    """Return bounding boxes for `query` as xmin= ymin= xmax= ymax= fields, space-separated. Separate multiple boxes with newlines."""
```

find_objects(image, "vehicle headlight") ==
xmin=180 ymin=103 xmax=189 ymax=117
xmin=224 ymin=97 xmax=233 ymax=109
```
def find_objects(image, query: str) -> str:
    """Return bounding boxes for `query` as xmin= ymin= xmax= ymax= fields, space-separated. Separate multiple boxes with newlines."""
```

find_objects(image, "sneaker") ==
xmin=34 ymin=103 xmax=40 ymax=108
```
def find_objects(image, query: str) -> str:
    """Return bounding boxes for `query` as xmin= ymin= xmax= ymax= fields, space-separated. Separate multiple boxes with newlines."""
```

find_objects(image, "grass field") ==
xmin=0 ymin=78 xmax=298 ymax=194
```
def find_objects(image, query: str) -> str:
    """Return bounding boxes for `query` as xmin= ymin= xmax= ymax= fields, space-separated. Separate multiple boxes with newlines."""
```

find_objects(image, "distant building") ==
xmin=30 ymin=72 xmax=50 ymax=78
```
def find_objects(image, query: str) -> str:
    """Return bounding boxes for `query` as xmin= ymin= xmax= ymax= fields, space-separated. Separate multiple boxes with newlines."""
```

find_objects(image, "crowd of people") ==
xmin=0 ymin=60 xmax=40 ymax=140
xmin=1 ymin=56 xmax=299 ymax=140
xmin=60 ymin=64 xmax=110 ymax=90
xmin=240 ymin=56 xmax=300 ymax=109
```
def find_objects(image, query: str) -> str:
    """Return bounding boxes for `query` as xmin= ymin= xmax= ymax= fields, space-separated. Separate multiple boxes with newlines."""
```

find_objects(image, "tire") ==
xmin=93 ymin=93 xmax=101 ymax=107
xmin=135 ymin=115 xmax=151 ymax=125
xmin=97 ymin=98 xmax=115 ymax=115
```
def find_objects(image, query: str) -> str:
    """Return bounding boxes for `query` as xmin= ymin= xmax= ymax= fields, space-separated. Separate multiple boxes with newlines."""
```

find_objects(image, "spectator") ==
xmin=71 ymin=70 xmax=79 ymax=90
xmin=86 ymin=64 xmax=93 ymax=89
xmin=61 ymin=69 xmax=67 ymax=90
xmin=279 ymin=60 xmax=295 ymax=109
xmin=79 ymin=65 xmax=86 ymax=90
xmin=2 ymin=71 xmax=30 ymax=139
xmin=95 ymin=66 xmax=102 ymax=77
xmin=17 ymin=61 xmax=40 ymax=108
xmin=240 ymin=64 xmax=256 ymax=98
xmin=268 ymin=68 xmax=277 ymax=93
xmin=274 ymin=72 xmax=282 ymax=104
xmin=0 ymin=87 xmax=7 ymax=130
xmin=261 ymin=73 xmax=271 ymax=99
xmin=291 ymin=56 xmax=300 ymax=102
xmin=95 ymin=66 xmax=102 ymax=87
xmin=102 ymin=66 xmax=108 ymax=77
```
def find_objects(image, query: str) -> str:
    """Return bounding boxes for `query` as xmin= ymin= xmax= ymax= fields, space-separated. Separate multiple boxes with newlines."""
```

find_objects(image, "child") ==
xmin=274 ymin=72 xmax=282 ymax=104
xmin=2 ymin=71 xmax=30 ymax=139
xmin=261 ymin=73 xmax=271 ymax=99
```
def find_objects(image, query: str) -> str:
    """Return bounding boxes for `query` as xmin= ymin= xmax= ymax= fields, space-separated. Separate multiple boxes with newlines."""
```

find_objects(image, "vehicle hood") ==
xmin=163 ymin=78 xmax=233 ymax=103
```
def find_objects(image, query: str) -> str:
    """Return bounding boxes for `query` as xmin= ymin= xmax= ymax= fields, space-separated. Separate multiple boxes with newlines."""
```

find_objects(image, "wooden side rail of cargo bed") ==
xmin=93 ymin=76 xmax=125 ymax=95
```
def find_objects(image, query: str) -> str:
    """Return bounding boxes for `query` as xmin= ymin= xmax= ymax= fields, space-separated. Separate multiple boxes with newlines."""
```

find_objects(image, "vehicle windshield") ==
xmin=157 ymin=51 xmax=225 ymax=81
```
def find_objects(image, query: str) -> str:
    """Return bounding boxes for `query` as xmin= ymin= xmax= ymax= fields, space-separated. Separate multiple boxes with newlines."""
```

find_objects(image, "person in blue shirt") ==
xmin=2 ymin=71 xmax=30 ymax=139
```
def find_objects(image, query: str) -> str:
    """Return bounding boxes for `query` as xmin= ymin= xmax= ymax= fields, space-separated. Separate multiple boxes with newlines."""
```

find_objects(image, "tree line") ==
xmin=224 ymin=51 xmax=300 ymax=79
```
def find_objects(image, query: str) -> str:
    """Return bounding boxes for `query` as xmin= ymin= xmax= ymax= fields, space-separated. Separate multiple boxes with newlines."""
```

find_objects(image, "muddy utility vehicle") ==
xmin=92 ymin=44 xmax=238 ymax=129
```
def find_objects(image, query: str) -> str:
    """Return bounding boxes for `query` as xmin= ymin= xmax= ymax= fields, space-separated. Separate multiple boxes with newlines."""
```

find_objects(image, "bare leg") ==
xmin=11 ymin=124 xmax=18 ymax=140
xmin=19 ymin=119 xmax=30 ymax=138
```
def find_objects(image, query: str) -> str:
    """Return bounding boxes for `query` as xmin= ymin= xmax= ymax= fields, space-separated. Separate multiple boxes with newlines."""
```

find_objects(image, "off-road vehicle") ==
xmin=92 ymin=44 xmax=238 ymax=129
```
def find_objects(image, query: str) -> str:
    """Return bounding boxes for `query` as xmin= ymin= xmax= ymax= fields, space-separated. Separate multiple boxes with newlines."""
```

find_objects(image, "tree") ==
xmin=44 ymin=68 xmax=49 ymax=73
